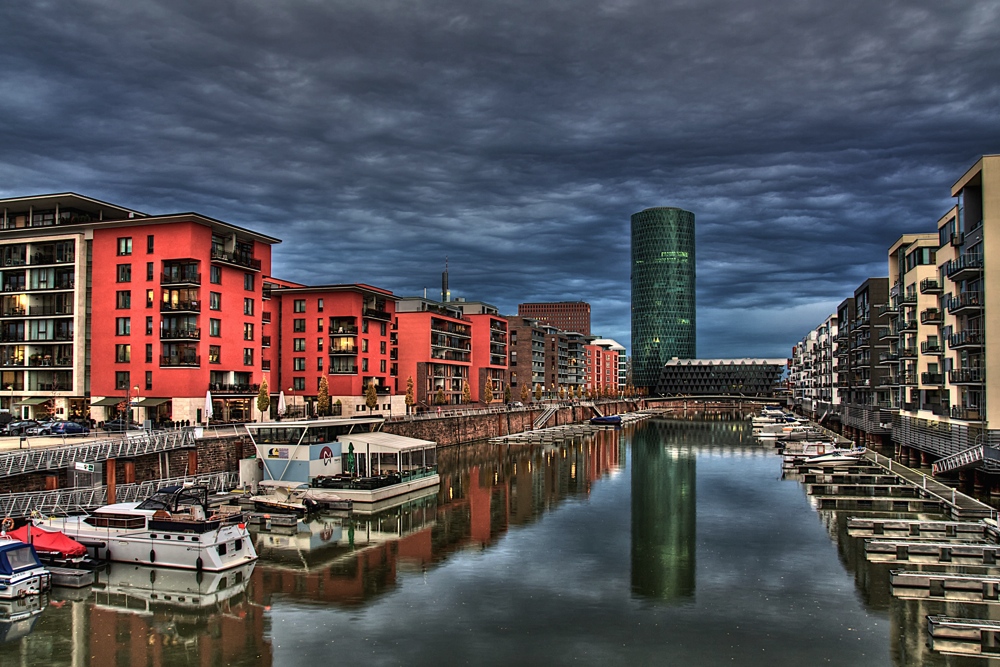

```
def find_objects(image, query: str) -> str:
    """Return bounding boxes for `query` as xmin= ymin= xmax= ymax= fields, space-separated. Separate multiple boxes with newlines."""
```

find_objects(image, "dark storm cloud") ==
xmin=1 ymin=0 xmax=998 ymax=356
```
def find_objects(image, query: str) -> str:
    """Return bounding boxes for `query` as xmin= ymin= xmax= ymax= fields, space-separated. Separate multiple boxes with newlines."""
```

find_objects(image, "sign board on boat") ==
xmin=75 ymin=462 xmax=95 ymax=472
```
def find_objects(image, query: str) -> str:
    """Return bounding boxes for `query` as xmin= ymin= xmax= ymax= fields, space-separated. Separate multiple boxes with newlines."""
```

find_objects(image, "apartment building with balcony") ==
xmin=395 ymin=297 xmax=474 ymax=407
xmin=586 ymin=339 xmax=623 ymax=395
xmin=451 ymin=300 xmax=509 ymax=402
xmin=790 ymin=314 xmax=840 ymax=419
xmin=263 ymin=282 xmax=403 ymax=418
xmin=0 ymin=193 xmax=279 ymax=424
xmin=506 ymin=316 xmax=547 ymax=395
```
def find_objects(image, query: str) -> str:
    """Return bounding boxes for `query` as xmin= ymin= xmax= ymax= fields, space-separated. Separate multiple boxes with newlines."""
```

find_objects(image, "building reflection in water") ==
xmin=630 ymin=420 xmax=696 ymax=602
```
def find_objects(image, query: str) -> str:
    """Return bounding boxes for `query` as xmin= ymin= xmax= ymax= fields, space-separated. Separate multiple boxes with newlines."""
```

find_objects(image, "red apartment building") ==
xmin=585 ymin=341 xmax=620 ymax=395
xmin=395 ymin=297 xmax=474 ymax=407
xmin=452 ymin=301 xmax=509 ymax=402
xmin=262 ymin=283 xmax=403 ymax=417
xmin=517 ymin=301 xmax=591 ymax=335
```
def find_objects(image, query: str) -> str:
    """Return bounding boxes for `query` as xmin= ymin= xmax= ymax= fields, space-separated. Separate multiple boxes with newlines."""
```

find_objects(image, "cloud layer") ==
xmin=2 ymin=0 xmax=998 ymax=356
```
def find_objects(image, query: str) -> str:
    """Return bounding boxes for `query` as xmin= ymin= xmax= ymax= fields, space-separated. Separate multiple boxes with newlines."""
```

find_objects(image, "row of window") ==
xmin=115 ymin=343 xmax=256 ymax=366
xmin=115 ymin=260 xmax=255 ymax=290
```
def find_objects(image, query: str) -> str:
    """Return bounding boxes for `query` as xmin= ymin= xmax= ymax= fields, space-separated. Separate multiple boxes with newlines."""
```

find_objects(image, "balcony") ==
xmin=261 ymin=335 xmax=271 ymax=347
xmin=208 ymin=382 xmax=260 ymax=394
xmin=160 ymin=328 xmax=201 ymax=340
xmin=919 ymin=278 xmax=942 ymax=294
xmin=900 ymin=373 xmax=917 ymax=385
xmin=877 ymin=327 xmax=895 ymax=341
xmin=160 ymin=301 xmax=200 ymax=313
xmin=329 ymin=346 xmax=358 ymax=356
xmin=919 ymin=308 xmax=942 ymax=325
xmin=949 ymin=330 xmax=984 ymax=350
xmin=210 ymin=248 xmax=261 ymax=271
xmin=329 ymin=362 xmax=359 ymax=375
xmin=920 ymin=340 xmax=943 ymax=355
xmin=0 ymin=333 xmax=25 ymax=343
xmin=951 ymin=406 xmax=982 ymax=421
xmin=160 ymin=355 xmax=200 ymax=367
xmin=951 ymin=231 xmax=965 ymax=247
xmin=899 ymin=293 xmax=917 ymax=305
xmin=0 ymin=308 xmax=25 ymax=318
xmin=949 ymin=367 xmax=984 ymax=384
xmin=28 ymin=305 xmax=73 ymax=317
xmin=946 ymin=291 xmax=983 ymax=315
xmin=899 ymin=319 xmax=917 ymax=332
xmin=363 ymin=308 xmax=392 ymax=322
xmin=944 ymin=253 xmax=983 ymax=281
xmin=898 ymin=346 xmax=917 ymax=359
xmin=262 ymin=311 xmax=271 ymax=323
xmin=877 ymin=352 xmax=899 ymax=365
xmin=161 ymin=272 xmax=201 ymax=286
xmin=920 ymin=372 xmax=944 ymax=385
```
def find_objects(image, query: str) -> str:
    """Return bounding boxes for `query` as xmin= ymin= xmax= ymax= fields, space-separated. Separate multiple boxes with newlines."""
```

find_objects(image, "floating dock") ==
xmin=865 ymin=538 xmax=1000 ymax=565
xmin=848 ymin=517 xmax=997 ymax=541
xmin=927 ymin=615 xmax=1000 ymax=658
xmin=892 ymin=570 xmax=1000 ymax=603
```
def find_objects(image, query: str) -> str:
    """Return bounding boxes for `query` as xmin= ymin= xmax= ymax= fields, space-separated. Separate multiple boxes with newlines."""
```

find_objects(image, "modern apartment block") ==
xmin=517 ymin=301 xmax=591 ymax=336
xmin=395 ymin=297 xmax=474 ymax=407
xmin=506 ymin=316 xmax=547 ymax=394
xmin=0 ymin=193 xmax=279 ymax=425
xmin=791 ymin=314 xmax=840 ymax=418
xmin=587 ymin=339 xmax=623 ymax=395
xmin=452 ymin=300 xmax=509 ymax=402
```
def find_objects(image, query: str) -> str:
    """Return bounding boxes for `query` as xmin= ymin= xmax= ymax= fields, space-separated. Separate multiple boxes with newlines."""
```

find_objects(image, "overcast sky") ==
xmin=2 ymin=0 xmax=998 ymax=357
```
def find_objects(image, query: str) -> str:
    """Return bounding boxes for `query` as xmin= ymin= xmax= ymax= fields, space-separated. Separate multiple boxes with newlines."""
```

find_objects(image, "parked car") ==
xmin=508 ymin=401 xmax=525 ymax=408
xmin=102 ymin=418 xmax=140 ymax=432
xmin=25 ymin=419 xmax=57 ymax=435
xmin=48 ymin=420 xmax=91 ymax=436
xmin=5 ymin=420 xmax=39 ymax=436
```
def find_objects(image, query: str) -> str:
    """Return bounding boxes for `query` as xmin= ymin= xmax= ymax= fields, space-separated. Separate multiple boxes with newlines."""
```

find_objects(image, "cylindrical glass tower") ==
xmin=631 ymin=207 xmax=696 ymax=390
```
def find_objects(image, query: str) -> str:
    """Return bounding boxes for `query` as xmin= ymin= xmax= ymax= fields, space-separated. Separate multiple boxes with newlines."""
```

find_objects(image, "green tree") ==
xmin=317 ymin=376 xmax=330 ymax=416
xmin=434 ymin=388 xmax=447 ymax=405
xmin=503 ymin=383 xmax=512 ymax=404
xmin=256 ymin=378 xmax=270 ymax=421
xmin=521 ymin=383 xmax=530 ymax=403
xmin=405 ymin=376 xmax=415 ymax=415
xmin=461 ymin=379 xmax=472 ymax=404
xmin=365 ymin=381 xmax=379 ymax=414
xmin=483 ymin=380 xmax=494 ymax=405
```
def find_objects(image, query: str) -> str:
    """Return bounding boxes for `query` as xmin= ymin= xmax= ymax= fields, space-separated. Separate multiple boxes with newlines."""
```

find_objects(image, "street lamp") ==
xmin=133 ymin=385 xmax=140 ymax=426
xmin=288 ymin=387 xmax=294 ymax=419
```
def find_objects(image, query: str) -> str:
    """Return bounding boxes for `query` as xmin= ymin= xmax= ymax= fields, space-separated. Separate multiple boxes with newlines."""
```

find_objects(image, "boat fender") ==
xmin=149 ymin=549 xmax=156 ymax=563
xmin=0 ymin=517 xmax=12 ymax=532
xmin=195 ymin=557 xmax=204 ymax=571
xmin=149 ymin=569 xmax=156 ymax=584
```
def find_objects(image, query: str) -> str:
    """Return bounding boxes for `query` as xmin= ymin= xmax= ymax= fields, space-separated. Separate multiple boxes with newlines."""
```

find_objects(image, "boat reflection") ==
xmin=92 ymin=561 xmax=256 ymax=611
xmin=0 ymin=595 xmax=46 ymax=644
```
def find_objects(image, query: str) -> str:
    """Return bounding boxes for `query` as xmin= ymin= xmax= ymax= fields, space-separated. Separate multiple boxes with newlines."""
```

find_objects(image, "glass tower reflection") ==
xmin=630 ymin=420 xmax=696 ymax=601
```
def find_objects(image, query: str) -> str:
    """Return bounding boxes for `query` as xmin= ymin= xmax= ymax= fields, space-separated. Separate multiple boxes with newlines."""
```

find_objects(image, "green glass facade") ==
xmin=631 ymin=207 xmax=696 ymax=389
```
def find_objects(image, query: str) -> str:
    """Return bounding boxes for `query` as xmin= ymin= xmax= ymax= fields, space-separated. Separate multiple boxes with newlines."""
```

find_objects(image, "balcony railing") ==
xmin=262 ymin=311 xmax=271 ymax=323
xmin=919 ymin=278 xmax=942 ymax=294
xmin=261 ymin=335 xmax=271 ymax=347
xmin=160 ymin=301 xmax=201 ymax=313
xmin=949 ymin=330 xmax=984 ymax=349
xmin=160 ymin=328 xmax=201 ymax=340
xmin=208 ymin=383 xmax=259 ymax=394
xmin=949 ymin=367 xmax=984 ymax=384
xmin=899 ymin=373 xmax=917 ymax=385
xmin=160 ymin=355 xmax=200 ymax=367
xmin=900 ymin=319 xmax=917 ymax=331
xmin=210 ymin=248 xmax=261 ymax=271
xmin=951 ymin=406 xmax=982 ymax=421
xmin=899 ymin=293 xmax=917 ymax=305
xmin=28 ymin=305 xmax=73 ymax=317
xmin=919 ymin=308 xmax=942 ymax=324
xmin=920 ymin=341 xmax=942 ymax=355
xmin=329 ymin=346 xmax=358 ymax=355
xmin=920 ymin=372 xmax=944 ymax=385
xmin=944 ymin=253 xmax=983 ymax=279
xmin=363 ymin=308 xmax=392 ymax=322
xmin=161 ymin=272 xmax=201 ymax=285
xmin=898 ymin=346 xmax=917 ymax=358
xmin=946 ymin=291 xmax=983 ymax=314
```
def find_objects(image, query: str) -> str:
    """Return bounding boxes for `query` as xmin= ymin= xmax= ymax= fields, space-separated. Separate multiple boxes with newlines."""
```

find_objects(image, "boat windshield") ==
xmin=137 ymin=486 xmax=210 ymax=514
xmin=4 ymin=546 xmax=40 ymax=571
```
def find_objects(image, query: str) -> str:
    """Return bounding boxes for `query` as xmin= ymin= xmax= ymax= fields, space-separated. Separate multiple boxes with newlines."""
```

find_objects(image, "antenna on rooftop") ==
xmin=441 ymin=256 xmax=450 ymax=303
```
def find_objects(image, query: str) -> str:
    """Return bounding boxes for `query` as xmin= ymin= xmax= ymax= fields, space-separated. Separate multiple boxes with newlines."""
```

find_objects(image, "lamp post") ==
xmin=133 ymin=385 xmax=140 ymax=426
xmin=7 ymin=384 xmax=13 ymax=419
xmin=288 ymin=387 xmax=294 ymax=419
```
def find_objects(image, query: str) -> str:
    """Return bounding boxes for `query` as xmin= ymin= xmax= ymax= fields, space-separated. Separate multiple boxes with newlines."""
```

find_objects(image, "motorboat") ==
xmin=0 ymin=535 xmax=51 ymax=599
xmin=590 ymin=415 xmax=623 ymax=426
xmin=802 ymin=448 xmax=866 ymax=468
xmin=250 ymin=481 xmax=325 ymax=515
xmin=38 ymin=485 xmax=257 ymax=572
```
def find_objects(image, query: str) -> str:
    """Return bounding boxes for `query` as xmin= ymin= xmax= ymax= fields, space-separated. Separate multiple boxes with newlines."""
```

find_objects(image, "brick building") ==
xmin=517 ymin=301 xmax=591 ymax=335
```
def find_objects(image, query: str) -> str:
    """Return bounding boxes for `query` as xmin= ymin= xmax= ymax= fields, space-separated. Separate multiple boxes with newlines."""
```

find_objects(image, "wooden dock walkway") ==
xmin=848 ymin=517 xmax=997 ymax=541
xmin=865 ymin=538 xmax=1000 ymax=565
xmin=892 ymin=570 xmax=1000 ymax=603
xmin=927 ymin=615 xmax=1000 ymax=658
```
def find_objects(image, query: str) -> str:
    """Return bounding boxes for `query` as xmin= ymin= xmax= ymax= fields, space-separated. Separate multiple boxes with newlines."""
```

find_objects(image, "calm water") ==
xmin=1 ymin=419 xmax=996 ymax=666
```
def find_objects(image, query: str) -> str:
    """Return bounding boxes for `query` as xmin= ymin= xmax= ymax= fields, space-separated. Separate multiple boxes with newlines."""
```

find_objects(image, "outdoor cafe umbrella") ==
xmin=277 ymin=390 xmax=286 ymax=417
xmin=205 ymin=390 xmax=213 ymax=424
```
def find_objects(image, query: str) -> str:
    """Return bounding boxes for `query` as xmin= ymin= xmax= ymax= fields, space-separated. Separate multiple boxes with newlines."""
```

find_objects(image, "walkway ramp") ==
xmin=933 ymin=444 xmax=1000 ymax=476
xmin=0 ymin=430 xmax=194 ymax=478
xmin=533 ymin=406 xmax=558 ymax=429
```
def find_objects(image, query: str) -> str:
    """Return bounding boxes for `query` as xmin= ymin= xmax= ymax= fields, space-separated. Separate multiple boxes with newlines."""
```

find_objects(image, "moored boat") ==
xmin=0 ymin=534 xmax=51 ymax=599
xmin=802 ymin=447 xmax=866 ymax=468
xmin=38 ymin=485 xmax=257 ymax=572
xmin=590 ymin=415 xmax=623 ymax=426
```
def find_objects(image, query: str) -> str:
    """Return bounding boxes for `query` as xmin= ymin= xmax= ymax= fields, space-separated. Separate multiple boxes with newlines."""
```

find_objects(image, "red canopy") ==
xmin=7 ymin=525 xmax=87 ymax=558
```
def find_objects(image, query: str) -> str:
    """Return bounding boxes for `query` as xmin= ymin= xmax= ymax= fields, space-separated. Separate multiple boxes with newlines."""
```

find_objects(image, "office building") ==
xmin=517 ymin=302 xmax=590 ymax=336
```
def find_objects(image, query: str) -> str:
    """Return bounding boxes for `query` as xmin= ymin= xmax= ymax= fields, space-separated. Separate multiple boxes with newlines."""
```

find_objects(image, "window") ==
xmin=116 ymin=290 xmax=131 ymax=309
xmin=145 ymin=316 xmax=153 ymax=335
xmin=147 ymin=235 xmax=154 ymax=254
xmin=317 ymin=357 xmax=324 ymax=371
xmin=210 ymin=319 xmax=221 ymax=337
xmin=362 ymin=320 xmax=369 ymax=334
xmin=115 ymin=371 xmax=130 ymax=390
xmin=317 ymin=318 xmax=324 ymax=332
xmin=294 ymin=358 xmax=306 ymax=371
xmin=210 ymin=292 xmax=221 ymax=310
xmin=145 ymin=370 xmax=152 ymax=390
xmin=380 ymin=341 xmax=386 ymax=354
xmin=146 ymin=290 xmax=154 ymax=308
xmin=117 ymin=238 xmax=132 ymax=256
xmin=210 ymin=266 xmax=221 ymax=284
xmin=317 ymin=338 xmax=324 ymax=351
xmin=380 ymin=322 xmax=387 ymax=336
xmin=362 ymin=358 xmax=369 ymax=372
xmin=117 ymin=264 xmax=131 ymax=282
xmin=294 ymin=299 xmax=306 ymax=313
xmin=244 ymin=273 xmax=254 ymax=291
xmin=293 ymin=338 xmax=305 ymax=351
xmin=293 ymin=318 xmax=305 ymax=332
xmin=145 ymin=344 xmax=153 ymax=363
xmin=293 ymin=377 xmax=305 ymax=391
xmin=244 ymin=323 xmax=254 ymax=341
xmin=243 ymin=348 xmax=253 ymax=365
xmin=362 ymin=339 xmax=368 ymax=352
xmin=146 ymin=262 xmax=154 ymax=281
xmin=380 ymin=359 xmax=386 ymax=373
xmin=209 ymin=345 xmax=221 ymax=364
xmin=317 ymin=298 xmax=324 ymax=312
xmin=115 ymin=344 xmax=130 ymax=362
xmin=243 ymin=298 xmax=254 ymax=316
xmin=116 ymin=317 xmax=131 ymax=335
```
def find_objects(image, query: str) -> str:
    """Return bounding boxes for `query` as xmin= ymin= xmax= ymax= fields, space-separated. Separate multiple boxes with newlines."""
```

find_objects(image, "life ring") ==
xmin=1 ymin=517 xmax=13 ymax=532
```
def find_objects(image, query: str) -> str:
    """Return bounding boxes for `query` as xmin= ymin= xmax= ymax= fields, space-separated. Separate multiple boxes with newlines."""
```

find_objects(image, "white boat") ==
xmin=39 ymin=485 xmax=257 ymax=572
xmin=802 ymin=448 xmax=866 ymax=468
xmin=0 ymin=535 xmax=51 ymax=599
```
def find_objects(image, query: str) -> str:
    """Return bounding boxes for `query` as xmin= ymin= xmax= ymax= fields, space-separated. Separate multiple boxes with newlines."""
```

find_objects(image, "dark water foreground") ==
xmin=0 ymin=419 xmax=994 ymax=666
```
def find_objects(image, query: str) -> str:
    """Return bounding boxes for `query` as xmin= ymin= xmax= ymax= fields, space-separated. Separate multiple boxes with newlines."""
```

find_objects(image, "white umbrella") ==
xmin=204 ymin=390 xmax=213 ymax=424
xmin=277 ymin=391 xmax=286 ymax=417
